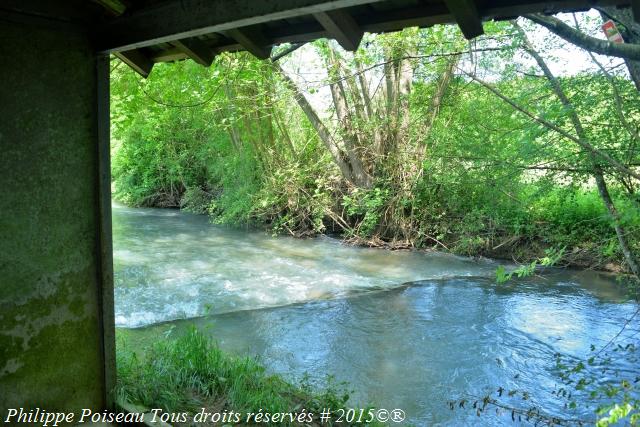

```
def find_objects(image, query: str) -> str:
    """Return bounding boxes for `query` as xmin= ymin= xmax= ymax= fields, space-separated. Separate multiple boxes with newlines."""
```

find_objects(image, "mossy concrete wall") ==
xmin=0 ymin=17 xmax=112 ymax=419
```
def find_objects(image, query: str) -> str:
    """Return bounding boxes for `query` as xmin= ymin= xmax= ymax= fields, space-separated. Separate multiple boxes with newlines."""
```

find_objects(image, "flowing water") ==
xmin=113 ymin=203 xmax=639 ymax=425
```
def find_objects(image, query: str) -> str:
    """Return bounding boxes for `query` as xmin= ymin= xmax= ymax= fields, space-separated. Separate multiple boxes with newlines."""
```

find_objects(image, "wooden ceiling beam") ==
xmin=92 ymin=0 xmax=126 ymax=16
xmin=132 ymin=0 xmax=633 ymax=68
xmin=358 ymin=5 xmax=451 ymax=32
xmin=114 ymin=49 xmax=153 ymax=78
xmin=173 ymin=37 xmax=216 ymax=66
xmin=226 ymin=26 xmax=272 ymax=59
xmin=443 ymin=0 xmax=484 ymax=39
xmin=313 ymin=9 xmax=363 ymax=51
xmin=150 ymin=48 xmax=187 ymax=63
xmin=96 ymin=0 xmax=385 ymax=53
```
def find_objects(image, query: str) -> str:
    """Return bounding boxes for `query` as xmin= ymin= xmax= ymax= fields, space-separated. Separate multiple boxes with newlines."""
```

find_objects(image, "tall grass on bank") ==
xmin=116 ymin=328 xmax=379 ymax=426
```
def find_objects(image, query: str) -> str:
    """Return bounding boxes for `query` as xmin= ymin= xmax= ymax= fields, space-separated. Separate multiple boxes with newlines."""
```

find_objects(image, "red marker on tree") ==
xmin=601 ymin=20 xmax=624 ymax=43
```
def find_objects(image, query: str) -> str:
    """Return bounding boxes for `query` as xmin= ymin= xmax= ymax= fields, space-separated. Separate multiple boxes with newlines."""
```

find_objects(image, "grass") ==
xmin=116 ymin=327 xmax=384 ymax=426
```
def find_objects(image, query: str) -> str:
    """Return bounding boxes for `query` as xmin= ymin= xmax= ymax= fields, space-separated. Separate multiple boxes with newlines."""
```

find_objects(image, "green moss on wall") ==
xmin=0 ymin=18 xmax=106 ymax=419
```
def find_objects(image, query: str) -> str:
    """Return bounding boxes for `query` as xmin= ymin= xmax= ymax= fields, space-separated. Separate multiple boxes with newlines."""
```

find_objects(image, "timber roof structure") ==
xmin=4 ymin=0 xmax=636 ymax=77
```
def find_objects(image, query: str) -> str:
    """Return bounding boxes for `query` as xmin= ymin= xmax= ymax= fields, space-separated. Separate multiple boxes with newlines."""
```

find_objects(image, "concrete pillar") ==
xmin=0 ymin=12 xmax=114 ymax=419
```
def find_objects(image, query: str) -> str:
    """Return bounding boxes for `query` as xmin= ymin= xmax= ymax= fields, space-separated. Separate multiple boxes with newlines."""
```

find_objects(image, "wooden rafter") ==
xmin=114 ymin=49 xmax=153 ymax=77
xmin=226 ymin=26 xmax=271 ymax=59
xmin=443 ymin=0 xmax=484 ymax=39
xmin=150 ymin=49 xmax=190 ymax=63
xmin=313 ymin=9 xmax=363 ymax=51
xmin=96 ymin=0 xmax=632 ymax=75
xmin=93 ymin=0 xmax=126 ymax=16
xmin=96 ymin=0 xmax=385 ymax=53
xmin=173 ymin=38 xmax=216 ymax=66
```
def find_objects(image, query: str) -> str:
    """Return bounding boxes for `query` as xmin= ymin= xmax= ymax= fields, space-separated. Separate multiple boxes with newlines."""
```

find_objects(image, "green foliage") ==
xmin=110 ymin=20 xmax=640 ymax=269
xmin=252 ymin=165 xmax=334 ymax=235
xmin=496 ymin=246 xmax=565 ymax=284
xmin=598 ymin=402 xmax=639 ymax=426
xmin=343 ymin=187 xmax=390 ymax=238
xmin=554 ymin=343 xmax=640 ymax=427
xmin=532 ymin=190 xmax=611 ymax=245
xmin=111 ymin=60 xmax=227 ymax=207
xmin=180 ymin=187 xmax=212 ymax=214
xmin=116 ymin=328 xmax=381 ymax=425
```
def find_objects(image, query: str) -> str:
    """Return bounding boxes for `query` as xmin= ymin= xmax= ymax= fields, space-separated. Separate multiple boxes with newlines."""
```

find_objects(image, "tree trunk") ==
xmin=273 ymin=62 xmax=359 ymax=185
xmin=514 ymin=21 xmax=640 ymax=277
xmin=594 ymin=166 xmax=640 ymax=276
xmin=222 ymin=82 xmax=244 ymax=152
xmin=326 ymin=50 xmax=371 ymax=187
xmin=354 ymin=58 xmax=385 ymax=160
xmin=395 ymin=55 xmax=414 ymax=148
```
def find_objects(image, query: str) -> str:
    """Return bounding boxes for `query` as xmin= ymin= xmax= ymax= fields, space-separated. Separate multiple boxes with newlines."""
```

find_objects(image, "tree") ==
xmin=526 ymin=10 xmax=640 ymax=90
xmin=273 ymin=34 xmax=424 ymax=189
xmin=509 ymin=21 xmax=639 ymax=276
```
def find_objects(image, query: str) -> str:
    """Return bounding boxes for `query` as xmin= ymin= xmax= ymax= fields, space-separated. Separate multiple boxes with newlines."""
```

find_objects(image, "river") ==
xmin=113 ymin=203 xmax=639 ymax=425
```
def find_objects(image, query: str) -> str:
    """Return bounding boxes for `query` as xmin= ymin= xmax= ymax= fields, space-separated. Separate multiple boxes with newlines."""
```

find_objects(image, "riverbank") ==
xmin=116 ymin=328 xmax=382 ymax=427
xmin=119 ymin=198 xmax=632 ymax=276
xmin=343 ymin=233 xmax=632 ymax=276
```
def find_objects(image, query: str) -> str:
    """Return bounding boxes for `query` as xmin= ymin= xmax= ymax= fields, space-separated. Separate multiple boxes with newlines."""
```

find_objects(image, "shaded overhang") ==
xmin=3 ymin=0 xmax=637 ymax=77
